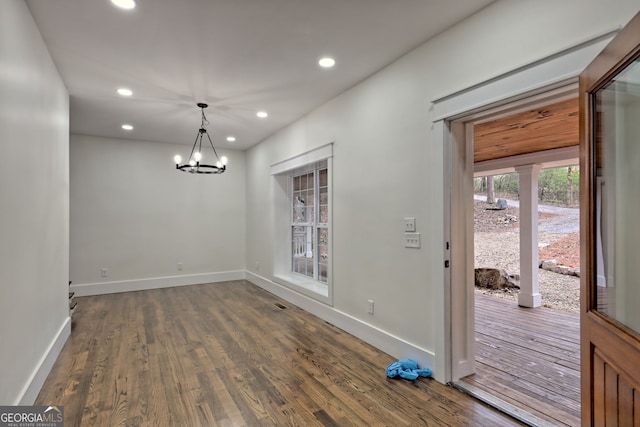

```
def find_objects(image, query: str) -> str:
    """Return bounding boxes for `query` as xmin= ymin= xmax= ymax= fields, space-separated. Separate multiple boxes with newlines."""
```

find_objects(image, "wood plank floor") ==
xmin=460 ymin=293 xmax=580 ymax=426
xmin=36 ymin=280 xmax=524 ymax=426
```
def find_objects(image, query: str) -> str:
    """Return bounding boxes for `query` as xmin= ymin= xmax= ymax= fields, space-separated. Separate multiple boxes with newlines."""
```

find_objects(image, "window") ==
xmin=270 ymin=143 xmax=332 ymax=304
xmin=291 ymin=163 xmax=328 ymax=283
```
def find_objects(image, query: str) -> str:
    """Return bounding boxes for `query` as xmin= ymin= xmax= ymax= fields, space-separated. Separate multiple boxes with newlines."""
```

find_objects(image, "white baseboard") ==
xmin=245 ymin=271 xmax=435 ymax=374
xmin=70 ymin=270 xmax=246 ymax=296
xmin=17 ymin=317 xmax=71 ymax=405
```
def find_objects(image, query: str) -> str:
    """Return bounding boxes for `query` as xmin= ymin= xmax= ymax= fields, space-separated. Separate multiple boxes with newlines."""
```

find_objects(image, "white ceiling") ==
xmin=26 ymin=0 xmax=494 ymax=150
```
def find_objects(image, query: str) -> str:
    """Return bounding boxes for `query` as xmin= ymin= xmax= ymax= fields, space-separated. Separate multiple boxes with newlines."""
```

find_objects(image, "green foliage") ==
xmin=495 ymin=173 xmax=519 ymax=194
xmin=474 ymin=165 xmax=580 ymax=207
xmin=473 ymin=173 xmax=518 ymax=194
xmin=539 ymin=166 xmax=580 ymax=206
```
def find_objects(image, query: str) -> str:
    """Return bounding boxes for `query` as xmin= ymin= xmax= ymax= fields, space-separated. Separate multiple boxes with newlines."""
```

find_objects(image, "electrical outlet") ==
xmin=404 ymin=217 xmax=416 ymax=232
xmin=100 ymin=268 xmax=108 ymax=277
xmin=404 ymin=233 xmax=421 ymax=248
xmin=177 ymin=262 xmax=183 ymax=271
xmin=368 ymin=299 xmax=374 ymax=315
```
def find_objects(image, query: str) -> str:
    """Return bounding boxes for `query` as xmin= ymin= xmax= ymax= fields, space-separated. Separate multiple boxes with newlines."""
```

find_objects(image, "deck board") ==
xmin=461 ymin=293 xmax=581 ymax=426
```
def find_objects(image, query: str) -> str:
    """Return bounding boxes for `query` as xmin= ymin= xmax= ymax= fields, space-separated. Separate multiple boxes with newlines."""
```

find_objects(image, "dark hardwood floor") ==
xmin=460 ymin=293 xmax=580 ymax=426
xmin=36 ymin=280 xmax=523 ymax=426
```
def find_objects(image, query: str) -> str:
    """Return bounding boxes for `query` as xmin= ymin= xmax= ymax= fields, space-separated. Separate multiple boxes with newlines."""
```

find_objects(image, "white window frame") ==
xmin=270 ymin=143 xmax=333 ymax=304
xmin=290 ymin=164 xmax=329 ymax=283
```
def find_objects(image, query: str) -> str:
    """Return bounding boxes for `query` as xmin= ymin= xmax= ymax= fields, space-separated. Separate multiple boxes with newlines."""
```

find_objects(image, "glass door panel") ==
xmin=594 ymin=57 xmax=640 ymax=333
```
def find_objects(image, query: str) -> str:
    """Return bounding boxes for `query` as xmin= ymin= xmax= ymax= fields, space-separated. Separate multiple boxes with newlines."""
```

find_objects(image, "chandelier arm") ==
xmin=187 ymin=132 xmax=199 ymax=162
xmin=205 ymin=131 xmax=221 ymax=161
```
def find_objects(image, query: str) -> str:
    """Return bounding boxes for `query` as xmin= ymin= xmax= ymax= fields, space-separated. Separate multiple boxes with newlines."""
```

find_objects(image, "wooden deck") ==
xmin=459 ymin=293 xmax=581 ymax=426
xmin=36 ymin=281 xmax=524 ymax=426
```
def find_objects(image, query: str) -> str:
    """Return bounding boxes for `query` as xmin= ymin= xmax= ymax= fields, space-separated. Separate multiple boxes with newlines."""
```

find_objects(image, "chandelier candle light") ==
xmin=174 ymin=103 xmax=228 ymax=174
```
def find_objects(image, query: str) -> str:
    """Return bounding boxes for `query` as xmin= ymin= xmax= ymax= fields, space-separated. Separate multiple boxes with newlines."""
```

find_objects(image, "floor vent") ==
xmin=274 ymin=303 xmax=287 ymax=310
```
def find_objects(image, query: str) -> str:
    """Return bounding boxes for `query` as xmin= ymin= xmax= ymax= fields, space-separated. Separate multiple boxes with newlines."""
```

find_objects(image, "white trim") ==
xmin=246 ymin=271 xmax=435 ymax=372
xmin=270 ymin=143 xmax=334 ymax=175
xmin=433 ymin=29 xmax=618 ymax=120
xmin=271 ymin=145 xmax=334 ymax=305
xmin=70 ymin=270 xmax=246 ymax=296
xmin=325 ymin=157 xmax=334 ymax=304
xmin=445 ymin=121 xmax=477 ymax=383
xmin=273 ymin=273 xmax=330 ymax=303
xmin=474 ymin=146 xmax=579 ymax=177
xmin=436 ymin=120 xmax=452 ymax=383
xmin=17 ymin=317 xmax=71 ymax=405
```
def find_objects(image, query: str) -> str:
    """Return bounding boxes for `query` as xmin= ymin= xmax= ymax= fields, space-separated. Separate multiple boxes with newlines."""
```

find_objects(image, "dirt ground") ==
xmin=474 ymin=199 xmax=581 ymax=313
xmin=539 ymin=232 xmax=579 ymax=268
xmin=474 ymin=200 xmax=580 ymax=268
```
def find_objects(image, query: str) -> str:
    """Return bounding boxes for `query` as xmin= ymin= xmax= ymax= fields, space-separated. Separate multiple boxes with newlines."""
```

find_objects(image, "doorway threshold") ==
xmin=452 ymin=381 xmax=554 ymax=427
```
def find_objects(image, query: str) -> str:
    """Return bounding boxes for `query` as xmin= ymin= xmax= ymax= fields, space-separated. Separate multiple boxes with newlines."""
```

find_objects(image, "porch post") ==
xmin=515 ymin=164 xmax=542 ymax=308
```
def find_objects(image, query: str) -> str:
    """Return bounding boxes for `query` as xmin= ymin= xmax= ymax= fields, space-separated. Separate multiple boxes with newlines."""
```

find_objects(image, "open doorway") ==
xmin=431 ymin=27 xmax=618 ymax=427
xmin=469 ymin=170 xmax=581 ymax=426
xmin=452 ymin=98 xmax=581 ymax=426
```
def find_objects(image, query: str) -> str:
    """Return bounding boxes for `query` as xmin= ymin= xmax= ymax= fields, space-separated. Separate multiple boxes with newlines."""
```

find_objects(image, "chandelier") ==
xmin=173 ymin=103 xmax=228 ymax=174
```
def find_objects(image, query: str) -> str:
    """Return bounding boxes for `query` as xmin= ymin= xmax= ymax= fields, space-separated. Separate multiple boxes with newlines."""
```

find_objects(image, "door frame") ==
xmin=432 ymin=30 xmax=617 ymax=384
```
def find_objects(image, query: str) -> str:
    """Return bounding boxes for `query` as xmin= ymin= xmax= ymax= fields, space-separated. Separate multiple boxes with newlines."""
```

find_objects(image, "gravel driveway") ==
xmin=474 ymin=197 xmax=580 ymax=313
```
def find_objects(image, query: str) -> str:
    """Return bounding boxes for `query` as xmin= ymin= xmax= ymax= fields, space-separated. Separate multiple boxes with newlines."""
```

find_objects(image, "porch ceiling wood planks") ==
xmin=474 ymin=98 xmax=579 ymax=163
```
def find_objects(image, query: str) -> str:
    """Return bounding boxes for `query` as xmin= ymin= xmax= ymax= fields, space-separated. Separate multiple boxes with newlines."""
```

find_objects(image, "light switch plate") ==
xmin=404 ymin=217 xmax=416 ymax=232
xmin=404 ymin=232 xmax=420 ymax=248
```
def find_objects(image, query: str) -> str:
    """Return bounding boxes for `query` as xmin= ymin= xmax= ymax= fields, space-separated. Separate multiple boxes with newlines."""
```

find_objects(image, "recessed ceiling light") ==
xmin=256 ymin=111 xmax=268 ymax=118
xmin=111 ymin=0 xmax=136 ymax=10
xmin=226 ymin=136 xmax=236 ymax=143
xmin=318 ymin=57 xmax=336 ymax=68
xmin=117 ymin=88 xmax=133 ymax=96
xmin=121 ymin=124 xmax=133 ymax=130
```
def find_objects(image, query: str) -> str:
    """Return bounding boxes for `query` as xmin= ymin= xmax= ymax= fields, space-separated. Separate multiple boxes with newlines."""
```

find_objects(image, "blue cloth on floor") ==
xmin=386 ymin=359 xmax=432 ymax=381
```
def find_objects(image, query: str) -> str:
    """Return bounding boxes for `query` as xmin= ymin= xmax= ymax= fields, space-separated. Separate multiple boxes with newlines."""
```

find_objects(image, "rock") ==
xmin=475 ymin=268 xmax=520 ymax=289
xmin=485 ymin=199 xmax=509 ymax=211
xmin=539 ymin=259 xmax=580 ymax=277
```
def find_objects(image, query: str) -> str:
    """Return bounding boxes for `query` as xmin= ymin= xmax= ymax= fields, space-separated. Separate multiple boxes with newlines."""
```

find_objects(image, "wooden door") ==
xmin=580 ymin=11 xmax=640 ymax=426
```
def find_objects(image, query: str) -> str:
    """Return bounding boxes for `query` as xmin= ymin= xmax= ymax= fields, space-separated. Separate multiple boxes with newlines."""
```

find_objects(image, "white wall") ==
xmin=245 ymin=0 xmax=640 ymax=376
xmin=69 ymin=134 xmax=246 ymax=294
xmin=0 ymin=0 xmax=70 ymax=404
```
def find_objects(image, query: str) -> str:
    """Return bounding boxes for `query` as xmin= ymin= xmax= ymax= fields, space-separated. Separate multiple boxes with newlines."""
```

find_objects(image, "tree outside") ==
xmin=474 ymin=165 xmax=580 ymax=208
